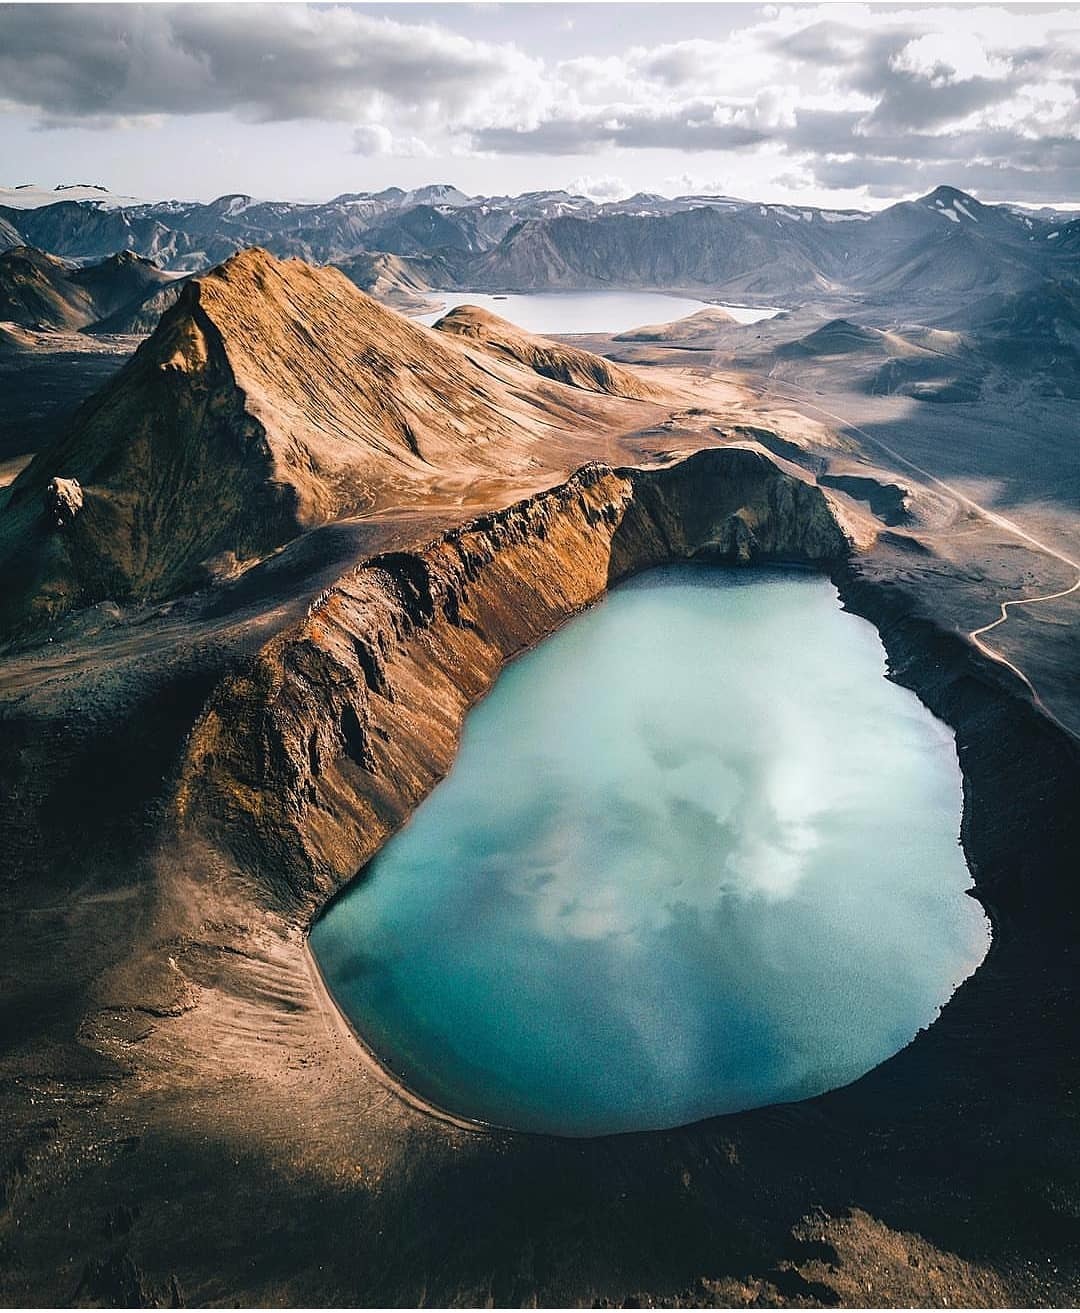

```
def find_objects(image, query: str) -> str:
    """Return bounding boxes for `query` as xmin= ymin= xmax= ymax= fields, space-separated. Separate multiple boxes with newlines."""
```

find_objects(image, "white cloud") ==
xmin=353 ymin=125 xmax=433 ymax=159
xmin=890 ymin=32 xmax=1011 ymax=85
xmin=567 ymin=173 xmax=632 ymax=200
xmin=352 ymin=124 xmax=393 ymax=157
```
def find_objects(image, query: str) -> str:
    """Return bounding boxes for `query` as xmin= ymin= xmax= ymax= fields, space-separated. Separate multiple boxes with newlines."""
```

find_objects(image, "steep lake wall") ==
xmin=176 ymin=447 xmax=848 ymax=914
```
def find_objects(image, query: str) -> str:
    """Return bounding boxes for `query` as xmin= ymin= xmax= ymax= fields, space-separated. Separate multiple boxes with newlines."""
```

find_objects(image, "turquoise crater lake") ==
xmin=311 ymin=566 xmax=989 ymax=1137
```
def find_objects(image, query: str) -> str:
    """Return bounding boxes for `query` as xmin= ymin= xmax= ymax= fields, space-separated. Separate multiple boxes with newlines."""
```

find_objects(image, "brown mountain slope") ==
xmin=0 ymin=247 xmax=667 ymax=632
xmin=334 ymin=250 xmax=446 ymax=312
xmin=433 ymin=303 xmax=659 ymax=398
xmin=0 ymin=321 xmax=38 ymax=351
xmin=70 ymin=250 xmax=175 ymax=321
xmin=613 ymin=305 xmax=737 ymax=342
xmin=0 ymin=246 xmax=96 ymax=329
xmin=88 ymin=277 xmax=188 ymax=334
xmin=0 ymin=246 xmax=174 ymax=331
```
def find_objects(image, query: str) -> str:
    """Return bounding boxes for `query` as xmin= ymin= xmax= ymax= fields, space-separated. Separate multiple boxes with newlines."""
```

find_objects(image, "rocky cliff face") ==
xmin=177 ymin=447 xmax=847 ymax=911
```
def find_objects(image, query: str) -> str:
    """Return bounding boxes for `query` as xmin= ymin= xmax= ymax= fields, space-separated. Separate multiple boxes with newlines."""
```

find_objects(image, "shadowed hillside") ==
xmin=776 ymin=319 xmax=889 ymax=357
xmin=0 ymin=247 xmax=96 ymax=329
xmin=88 ymin=277 xmax=189 ymax=334
xmin=0 ymin=245 xmax=174 ymax=330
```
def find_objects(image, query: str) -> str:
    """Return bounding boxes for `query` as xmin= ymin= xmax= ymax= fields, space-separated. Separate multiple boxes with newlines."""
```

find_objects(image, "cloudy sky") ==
xmin=0 ymin=2 xmax=1077 ymax=207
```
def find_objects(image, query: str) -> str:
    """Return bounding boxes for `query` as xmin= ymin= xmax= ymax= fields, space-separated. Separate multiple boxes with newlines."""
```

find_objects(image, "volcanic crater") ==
xmin=0 ymin=249 xmax=1077 ymax=1308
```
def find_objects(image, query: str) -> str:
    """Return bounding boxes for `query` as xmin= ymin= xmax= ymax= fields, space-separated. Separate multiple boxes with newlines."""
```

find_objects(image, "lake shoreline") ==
xmin=311 ymin=563 xmax=987 ymax=1138
xmin=412 ymin=288 xmax=782 ymax=331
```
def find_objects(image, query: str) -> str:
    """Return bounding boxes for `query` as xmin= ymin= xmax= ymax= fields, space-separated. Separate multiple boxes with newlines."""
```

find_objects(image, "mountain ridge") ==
xmin=0 ymin=247 xmax=671 ymax=631
xmin=0 ymin=245 xmax=177 ymax=331
xmin=2 ymin=185 xmax=1069 ymax=307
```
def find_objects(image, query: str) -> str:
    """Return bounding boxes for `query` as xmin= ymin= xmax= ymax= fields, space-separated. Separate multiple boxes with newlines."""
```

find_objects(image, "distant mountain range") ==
xmin=3 ymin=181 xmax=1073 ymax=306
xmin=0 ymin=181 xmax=759 ymax=274
xmin=2 ymin=183 xmax=1079 ymax=375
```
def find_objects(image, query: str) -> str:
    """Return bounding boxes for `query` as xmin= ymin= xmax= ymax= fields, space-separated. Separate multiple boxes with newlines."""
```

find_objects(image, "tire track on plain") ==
xmin=740 ymin=373 xmax=1080 ymax=738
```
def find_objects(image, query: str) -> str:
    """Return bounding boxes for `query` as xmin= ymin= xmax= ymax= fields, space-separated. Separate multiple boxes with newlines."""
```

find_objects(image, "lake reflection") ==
xmin=311 ymin=566 xmax=989 ymax=1136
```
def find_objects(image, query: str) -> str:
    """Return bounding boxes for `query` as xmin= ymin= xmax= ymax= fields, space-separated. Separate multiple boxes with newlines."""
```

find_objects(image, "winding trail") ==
xmin=740 ymin=373 xmax=1080 ymax=739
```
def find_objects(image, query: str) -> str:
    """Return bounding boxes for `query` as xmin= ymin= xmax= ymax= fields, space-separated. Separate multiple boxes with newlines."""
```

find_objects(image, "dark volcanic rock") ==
xmin=86 ymin=278 xmax=187 ymax=335
xmin=0 ymin=246 xmax=95 ymax=329
xmin=0 ymin=245 xmax=173 ymax=332
xmin=820 ymin=472 xmax=911 ymax=525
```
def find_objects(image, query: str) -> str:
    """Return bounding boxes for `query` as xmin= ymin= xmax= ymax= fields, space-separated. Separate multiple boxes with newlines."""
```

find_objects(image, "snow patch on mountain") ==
xmin=0 ymin=183 xmax=147 ymax=210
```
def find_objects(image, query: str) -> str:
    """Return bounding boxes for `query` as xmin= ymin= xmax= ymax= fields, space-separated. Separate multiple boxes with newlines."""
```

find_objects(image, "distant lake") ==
xmin=311 ymin=566 xmax=989 ymax=1137
xmin=414 ymin=290 xmax=779 ymax=333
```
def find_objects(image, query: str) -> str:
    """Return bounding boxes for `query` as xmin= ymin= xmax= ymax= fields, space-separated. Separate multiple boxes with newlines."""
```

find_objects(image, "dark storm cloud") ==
xmin=781 ymin=108 xmax=1028 ymax=166
xmin=0 ymin=3 xmax=522 ymax=125
xmin=848 ymin=32 xmax=1024 ymax=134
xmin=169 ymin=5 xmax=507 ymax=120
xmin=808 ymin=148 xmax=1080 ymax=202
xmin=778 ymin=23 xmax=1024 ymax=132
xmin=866 ymin=73 xmax=1019 ymax=131
xmin=762 ymin=15 xmax=1065 ymax=195
xmin=786 ymin=108 xmax=1080 ymax=202
xmin=473 ymin=106 xmax=769 ymax=157
xmin=0 ymin=4 xmax=206 ymax=121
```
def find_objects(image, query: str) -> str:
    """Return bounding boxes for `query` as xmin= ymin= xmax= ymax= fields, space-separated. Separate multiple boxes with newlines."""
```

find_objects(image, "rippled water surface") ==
xmin=414 ymin=290 xmax=779 ymax=331
xmin=311 ymin=566 xmax=989 ymax=1136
